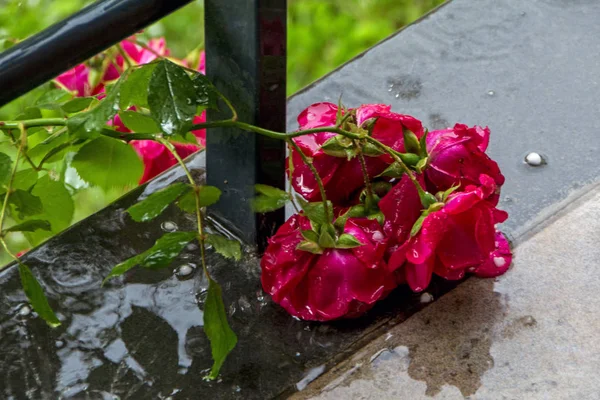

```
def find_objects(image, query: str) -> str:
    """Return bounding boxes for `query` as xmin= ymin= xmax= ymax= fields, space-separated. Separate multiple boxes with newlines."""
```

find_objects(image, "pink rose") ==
xmin=383 ymin=174 xmax=511 ymax=292
xmin=261 ymin=214 xmax=396 ymax=321
xmin=103 ymin=38 xmax=170 ymax=82
xmin=55 ymin=64 xmax=97 ymax=97
xmin=131 ymin=140 xmax=199 ymax=184
xmin=289 ymin=102 xmax=424 ymax=204
xmin=426 ymin=124 xmax=505 ymax=193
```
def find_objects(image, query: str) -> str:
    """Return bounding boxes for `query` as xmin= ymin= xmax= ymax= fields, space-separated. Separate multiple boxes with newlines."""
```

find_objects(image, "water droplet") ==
xmin=420 ymin=292 xmax=434 ymax=303
xmin=186 ymin=98 xmax=193 ymax=105
xmin=186 ymin=243 xmax=198 ymax=251
xmin=161 ymin=221 xmax=178 ymax=232
xmin=295 ymin=352 xmax=301 ymax=357
xmin=175 ymin=263 xmax=195 ymax=279
xmin=394 ymin=93 xmax=400 ymax=98
xmin=238 ymin=295 xmax=251 ymax=313
xmin=229 ymin=303 xmax=237 ymax=316
xmin=55 ymin=340 xmax=65 ymax=348
xmin=525 ymin=152 xmax=544 ymax=166
xmin=233 ymin=385 xmax=242 ymax=393
xmin=196 ymin=288 xmax=208 ymax=305
xmin=487 ymin=90 xmax=495 ymax=96
xmin=388 ymin=87 xmax=393 ymax=92
xmin=18 ymin=305 xmax=31 ymax=316
xmin=493 ymin=257 xmax=506 ymax=268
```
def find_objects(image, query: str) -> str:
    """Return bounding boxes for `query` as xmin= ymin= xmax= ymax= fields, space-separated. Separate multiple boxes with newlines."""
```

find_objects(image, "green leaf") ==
xmin=177 ymin=190 xmax=197 ymax=214
xmin=199 ymin=186 xmax=222 ymax=207
xmin=61 ymin=97 xmax=94 ymax=113
xmin=9 ymin=189 xmax=43 ymax=217
xmin=4 ymin=219 xmax=51 ymax=233
xmin=148 ymin=59 xmax=197 ymax=136
xmin=36 ymin=88 xmax=72 ymax=109
xmin=300 ymin=200 xmax=333 ymax=225
xmin=397 ymin=152 xmax=421 ymax=167
xmin=439 ymin=184 xmax=460 ymax=202
xmin=18 ymin=263 xmax=60 ymax=327
xmin=251 ymin=184 xmax=289 ymax=213
xmin=127 ymin=183 xmax=191 ymax=222
xmin=318 ymin=228 xmax=336 ymax=248
xmin=191 ymin=73 xmax=219 ymax=109
xmin=336 ymin=233 xmax=363 ymax=249
xmin=103 ymin=254 xmax=144 ymax=285
xmin=72 ymin=136 xmax=143 ymax=190
xmin=204 ymin=277 xmax=238 ymax=380
xmin=362 ymin=142 xmax=385 ymax=157
xmin=334 ymin=204 xmax=366 ymax=229
xmin=28 ymin=134 xmax=72 ymax=165
xmin=118 ymin=111 xmax=161 ymax=133
xmin=0 ymin=152 xmax=12 ymax=187
xmin=12 ymin=169 xmax=38 ymax=191
xmin=141 ymin=231 xmax=197 ymax=269
xmin=297 ymin=240 xmax=323 ymax=254
xmin=103 ymin=231 xmax=197 ymax=284
xmin=120 ymin=63 xmax=157 ymax=109
xmin=410 ymin=215 xmax=426 ymax=237
xmin=419 ymin=129 xmax=429 ymax=157
xmin=205 ymin=234 xmax=241 ymax=261
xmin=19 ymin=176 xmax=74 ymax=245
xmin=67 ymin=75 xmax=126 ymax=138
xmin=15 ymin=107 xmax=42 ymax=121
xmin=301 ymin=229 xmax=319 ymax=243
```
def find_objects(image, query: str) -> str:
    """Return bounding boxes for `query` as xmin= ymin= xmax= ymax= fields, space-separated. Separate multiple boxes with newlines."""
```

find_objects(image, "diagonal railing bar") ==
xmin=0 ymin=0 xmax=194 ymax=106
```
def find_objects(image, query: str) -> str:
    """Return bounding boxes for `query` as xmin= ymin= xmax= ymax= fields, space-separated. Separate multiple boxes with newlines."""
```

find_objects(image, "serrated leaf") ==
xmin=61 ymin=97 xmax=94 ymax=113
xmin=127 ymin=183 xmax=191 ymax=222
xmin=410 ymin=215 xmax=426 ymax=237
xmin=0 ymin=152 xmax=12 ymax=187
xmin=301 ymin=200 xmax=333 ymax=224
xmin=301 ymin=229 xmax=319 ymax=243
xmin=205 ymin=234 xmax=241 ymax=261
xmin=28 ymin=134 xmax=71 ymax=165
xmin=67 ymin=76 xmax=125 ymax=138
xmin=4 ymin=219 xmax=51 ymax=233
xmin=12 ymin=169 xmax=38 ymax=191
xmin=252 ymin=184 xmax=289 ymax=213
xmin=120 ymin=63 xmax=157 ymax=109
xmin=23 ymin=176 xmax=74 ymax=244
xmin=103 ymin=231 xmax=197 ymax=284
xmin=36 ymin=89 xmax=72 ymax=109
xmin=191 ymin=73 xmax=219 ymax=110
xmin=177 ymin=190 xmax=196 ymax=214
xmin=142 ymin=231 xmax=197 ymax=269
xmin=72 ymin=136 xmax=143 ymax=190
xmin=118 ymin=111 xmax=161 ymax=133
xmin=204 ymin=277 xmax=237 ymax=379
xmin=199 ymin=186 xmax=222 ymax=207
xmin=148 ymin=59 xmax=197 ymax=136
xmin=297 ymin=240 xmax=323 ymax=254
xmin=336 ymin=233 xmax=363 ymax=249
xmin=18 ymin=263 xmax=60 ymax=327
xmin=9 ymin=189 xmax=43 ymax=217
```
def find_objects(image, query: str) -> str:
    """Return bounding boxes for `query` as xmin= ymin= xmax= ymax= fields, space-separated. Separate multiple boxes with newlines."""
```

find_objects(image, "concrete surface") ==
xmin=292 ymin=184 xmax=600 ymax=399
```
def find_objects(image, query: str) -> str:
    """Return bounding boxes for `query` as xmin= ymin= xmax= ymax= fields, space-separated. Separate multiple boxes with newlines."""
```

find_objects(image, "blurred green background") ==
xmin=0 ymin=0 xmax=444 ymax=256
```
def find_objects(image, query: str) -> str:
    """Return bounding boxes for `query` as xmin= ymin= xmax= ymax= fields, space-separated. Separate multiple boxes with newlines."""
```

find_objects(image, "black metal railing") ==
xmin=0 ymin=0 xmax=287 ymax=250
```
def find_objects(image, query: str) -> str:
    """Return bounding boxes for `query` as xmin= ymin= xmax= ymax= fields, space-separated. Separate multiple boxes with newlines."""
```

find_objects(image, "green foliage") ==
xmin=62 ymin=97 xmax=94 ymax=113
xmin=205 ymin=234 xmax=242 ymax=261
xmin=118 ymin=111 xmax=161 ymax=133
xmin=148 ymin=59 xmax=197 ymax=136
xmin=252 ymin=184 xmax=289 ymax=213
xmin=4 ymin=219 xmax=51 ymax=233
xmin=104 ymin=231 xmax=197 ymax=283
xmin=120 ymin=64 xmax=157 ymax=109
xmin=9 ymin=190 xmax=43 ymax=218
xmin=18 ymin=263 xmax=61 ymax=327
xmin=204 ymin=277 xmax=237 ymax=379
xmin=72 ymin=136 xmax=144 ymax=190
xmin=299 ymin=199 xmax=334 ymax=225
xmin=127 ymin=183 xmax=191 ymax=222
xmin=26 ymin=175 xmax=74 ymax=243
xmin=0 ymin=152 xmax=12 ymax=186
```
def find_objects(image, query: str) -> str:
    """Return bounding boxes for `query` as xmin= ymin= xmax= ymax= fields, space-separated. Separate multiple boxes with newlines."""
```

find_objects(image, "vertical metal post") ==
xmin=205 ymin=0 xmax=287 ymax=251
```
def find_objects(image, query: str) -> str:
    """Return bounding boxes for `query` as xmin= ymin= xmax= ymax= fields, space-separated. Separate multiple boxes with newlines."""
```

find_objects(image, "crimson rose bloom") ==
xmin=383 ymin=174 xmax=511 ymax=292
xmin=426 ymin=124 xmax=505 ymax=194
xmin=289 ymin=102 xmax=423 ymax=204
xmin=261 ymin=214 xmax=396 ymax=321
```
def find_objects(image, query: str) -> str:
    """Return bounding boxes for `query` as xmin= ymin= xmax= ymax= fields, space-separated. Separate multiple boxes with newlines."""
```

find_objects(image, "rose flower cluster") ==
xmin=56 ymin=37 xmax=206 ymax=184
xmin=261 ymin=103 xmax=511 ymax=321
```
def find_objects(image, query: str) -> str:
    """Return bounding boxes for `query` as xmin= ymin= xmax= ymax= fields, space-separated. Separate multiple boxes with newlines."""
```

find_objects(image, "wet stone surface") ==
xmin=0 ymin=151 xmax=458 ymax=400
